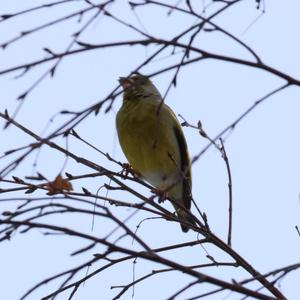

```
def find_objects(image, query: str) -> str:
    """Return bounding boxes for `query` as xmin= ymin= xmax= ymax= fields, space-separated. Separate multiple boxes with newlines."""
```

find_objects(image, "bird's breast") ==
xmin=116 ymin=101 xmax=180 ymax=186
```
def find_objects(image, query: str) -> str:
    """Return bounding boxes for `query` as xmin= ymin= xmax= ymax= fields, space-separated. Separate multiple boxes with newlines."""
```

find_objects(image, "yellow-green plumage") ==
xmin=116 ymin=74 xmax=195 ymax=232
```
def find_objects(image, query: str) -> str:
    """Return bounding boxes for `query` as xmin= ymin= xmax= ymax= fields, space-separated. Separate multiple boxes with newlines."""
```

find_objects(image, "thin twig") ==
xmin=220 ymin=138 xmax=233 ymax=247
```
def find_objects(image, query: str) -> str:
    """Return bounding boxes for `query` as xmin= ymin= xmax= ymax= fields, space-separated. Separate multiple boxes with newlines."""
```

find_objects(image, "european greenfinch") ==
xmin=116 ymin=74 xmax=195 ymax=232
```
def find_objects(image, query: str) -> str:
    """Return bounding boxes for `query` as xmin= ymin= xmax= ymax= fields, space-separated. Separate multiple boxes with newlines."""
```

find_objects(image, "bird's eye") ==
xmin=130 ymin=76 xmax=147 ymax=86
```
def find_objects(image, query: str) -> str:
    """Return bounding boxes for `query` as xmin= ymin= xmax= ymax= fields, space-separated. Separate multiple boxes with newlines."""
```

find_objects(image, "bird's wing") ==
xmin=161 ymin=104 xmax=192 ymax=210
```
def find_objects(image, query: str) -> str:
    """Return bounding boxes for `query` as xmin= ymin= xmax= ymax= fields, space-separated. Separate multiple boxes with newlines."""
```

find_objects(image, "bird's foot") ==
xmin=152 ymin=188 xmax=168 ymax=203
xmin=121 ymin=163 xmax=141 ymax=179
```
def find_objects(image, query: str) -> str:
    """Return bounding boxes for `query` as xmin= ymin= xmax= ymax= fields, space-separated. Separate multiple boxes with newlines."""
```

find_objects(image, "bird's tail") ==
xmin=176 ymin=208 xmax=196 ymax=232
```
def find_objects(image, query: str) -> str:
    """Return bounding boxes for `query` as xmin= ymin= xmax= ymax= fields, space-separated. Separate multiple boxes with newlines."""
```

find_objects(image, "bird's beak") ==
xmin=119 ymin=77 xmax=134 ymax=90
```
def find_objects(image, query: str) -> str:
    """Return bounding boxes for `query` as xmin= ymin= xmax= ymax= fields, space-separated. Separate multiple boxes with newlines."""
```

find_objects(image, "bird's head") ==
xmin=119 ymin=74 xmax=160 ymax=100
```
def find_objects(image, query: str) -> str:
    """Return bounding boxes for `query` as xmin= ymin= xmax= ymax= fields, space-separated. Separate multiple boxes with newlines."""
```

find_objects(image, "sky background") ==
xmin=0 ymin=0 xmax=300 ymax=299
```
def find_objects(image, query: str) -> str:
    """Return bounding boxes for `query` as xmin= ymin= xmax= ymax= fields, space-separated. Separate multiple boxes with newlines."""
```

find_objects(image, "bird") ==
xmin=116 ymin=74 xmax=195 ymax=232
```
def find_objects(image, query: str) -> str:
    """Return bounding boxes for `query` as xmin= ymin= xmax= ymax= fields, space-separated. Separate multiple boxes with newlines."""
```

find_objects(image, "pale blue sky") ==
xmin=1 ymin=1 xmax=300 ymax=299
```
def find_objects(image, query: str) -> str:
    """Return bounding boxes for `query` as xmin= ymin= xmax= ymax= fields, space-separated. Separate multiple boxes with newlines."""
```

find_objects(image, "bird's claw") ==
xmin=121 ymin=163 xmax=141 ymax=179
